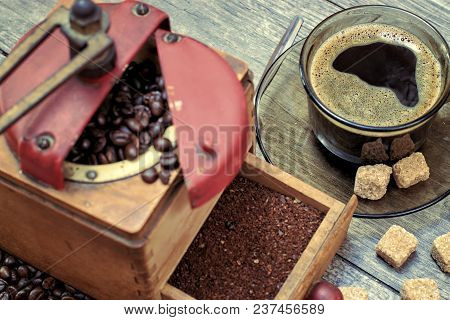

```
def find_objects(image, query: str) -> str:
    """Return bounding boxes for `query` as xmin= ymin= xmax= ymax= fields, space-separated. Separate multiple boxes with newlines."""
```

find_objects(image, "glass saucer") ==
xmin=255 ymin=40 xmax=449 ymax=218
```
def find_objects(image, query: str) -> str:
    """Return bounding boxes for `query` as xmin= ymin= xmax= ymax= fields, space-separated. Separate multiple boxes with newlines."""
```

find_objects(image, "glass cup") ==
xmin=299 ymin=5 xmax=449 ymax=164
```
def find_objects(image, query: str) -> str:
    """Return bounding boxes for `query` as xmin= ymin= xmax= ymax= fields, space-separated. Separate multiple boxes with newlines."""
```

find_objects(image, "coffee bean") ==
xmin=64 ymin=284 xmax=76 ymax=294
xmin=160 ymin=154 xmax=179 ymax=170
xmin=9 ymin=270 xmax=18 ymax=283
xmin=120 ymin=83 xmax=131 ymax=93
xmin=125 ymin=144 xmax=138 ymax=160
xmin=92 ymin=136 xmax=107 ymax=153
xmin=4 ymin=256 xmax=15 ymax=266
xmin=80 ymin=138 xmax=91 ymax=151
xmin=32 ymin=278 xmax=43 ymax=287
xmin=52 ymin=288 xmax=62 ymax=298
xmin=42 ymin=277 xmax=56 ymax=290
xmin=27 ymin=265 xmax=36 ymax=274
xmin=17 ymin=278 xmax=29 ymax=289
xmin=162 ymin=112 xmax=173 ymax=126
xmin=89 ymin=128 xmax=105 ymax=139
xmin=96 ymin=113 xmax=107 ymax=127
xmin=112 ymin=116 xmax=123 ymax=126
xmin=0 ymin=266 xmax=11 ymax=280
xmin=119 ymin=125 xmax=132 ymax=134
xmin=0 ymin=292 xmax=10 ymax=300
xmin=133 ymin=104 xmax=149 ymax=114
xmin=159 ymin=170 xmax=171 ymax=185
xmin=0 ymin=279 xmax=7 ymax=292
xmin=154 ymin=137 xmax=172 ymax=152
xmin=134 ymin=95 xmax=144 ymax=105
xmin=105 ymin=147 xmax=118 ymax=163
xmin=139 ymin=131 xmax=151 ymax=146
xmin=110 ymin=130 xmax=131 ymax=147
xmin=73 ymin=292 xmax=85 ymax=300
xmin=15 ymin=289 xmax=29 ymax=300
xmin=157 ymin=76 xmax=164 ymax=88
xmin=142 ymin=168 xmax=158 ymax=184
xmin=150 ymin=100 xmax=164 ymax=117
xmin=120 ymin=104 xmax=134 ymax=117
xmin=131 ymin=78 xmax=142 ymax=91
xmin=29 ymin=287 xmax=44 ymax=300
xmin=62 ymin=295 xmax=75 ymax=300
xmin=117 ymin=148 xmax=125 ymax=161
xmin=149 ymin=122 xmax=164 ymax=138
xmin=139 ymin=111 xmax=150 ymax=128
xmin=97 ymin=153 xmax=108 ymax=165
xmin=7 ymin=286 xmax=17 ymax=299
xmin=125 ymin=118 xmax=141 ymax=133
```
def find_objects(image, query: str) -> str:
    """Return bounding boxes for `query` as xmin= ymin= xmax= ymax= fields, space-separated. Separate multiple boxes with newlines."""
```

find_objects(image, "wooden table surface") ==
xmin=0 ymin=0 xmax=448 ymax=299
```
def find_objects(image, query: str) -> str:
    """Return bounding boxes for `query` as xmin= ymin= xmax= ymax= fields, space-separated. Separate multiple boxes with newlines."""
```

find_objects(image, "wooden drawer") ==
xmin=161 ymin=153 xmax=357 ymax=300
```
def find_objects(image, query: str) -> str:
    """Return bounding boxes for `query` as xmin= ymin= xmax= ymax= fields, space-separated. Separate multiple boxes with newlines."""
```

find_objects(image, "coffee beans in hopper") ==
xmin=0 ymin=248 xmax=90 ymax=300
xmin=66 ymin=60 xmax=179 ymax=185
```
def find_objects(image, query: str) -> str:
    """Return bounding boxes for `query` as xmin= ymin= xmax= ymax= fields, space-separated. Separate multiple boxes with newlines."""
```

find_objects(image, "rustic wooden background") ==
xmin=0 ymin=0 xmax=448 ymax=299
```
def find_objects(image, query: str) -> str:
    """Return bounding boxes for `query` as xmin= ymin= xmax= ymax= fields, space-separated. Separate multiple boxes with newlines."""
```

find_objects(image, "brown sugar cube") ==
xmin=393 ymin=152 xmax=429 ymax=188
xmin=431 ymin=232 xmax=450 ymax=273
xmin=354 ymin=164 xmax=392 ymax=200
xmin=339 ymin=287 xmax=369 ymax=300
xmin=361 ymin=138 xmax=389 ymax=163
xmin=401 ymin=279 xmax=440 ymax=300
xmin=390 ymin=134 xmax=415 ymax=161
xmin=376 ymin=225 xmax=418 ymax=268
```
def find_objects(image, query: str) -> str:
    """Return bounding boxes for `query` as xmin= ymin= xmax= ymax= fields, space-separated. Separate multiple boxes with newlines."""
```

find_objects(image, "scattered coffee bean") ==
xmin=15 ymin=289 xmax=29 ymax=300
xmin=159 ymin=170 xmax=171 ymax=185
xmin=29 ymin=287 xmax=44 ymax=300
xmin=160 ymin=153 xmax=179 ymax=170
xmin=7 ymin=286 xmax=17 ymax=299
xmin=4 ymin=256 xmax=15 ymax=266
xmin=0 ymin=292 xmax=10 ymax=300
xmin=42 ymin=277 xmax=56 ymax=290
xmin=142 ymin=168 xmax=158 ymax=184
xmin=0 ymin=279 xmax=7 ymax=292
xmin=154 ymin=137 xmax=172 ymax=152
xmin=0 ymin=266 xmax=11 ymax=280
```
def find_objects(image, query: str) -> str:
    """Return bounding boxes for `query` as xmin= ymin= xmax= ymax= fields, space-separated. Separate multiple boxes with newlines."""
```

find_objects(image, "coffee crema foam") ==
xmin=309 ymin=24 xmax=442 ymax=127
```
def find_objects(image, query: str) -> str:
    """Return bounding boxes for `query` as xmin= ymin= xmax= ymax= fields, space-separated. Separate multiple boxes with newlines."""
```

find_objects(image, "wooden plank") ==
xmin=327 ymin=0 xmax=449 ymax=41
xmin=323 ymin=256 xmax=400 ymax=300
xmin=0 ymin=0 xmax=54 ymax=54
xmin=0 ymin=0 xmax=341 ymax=82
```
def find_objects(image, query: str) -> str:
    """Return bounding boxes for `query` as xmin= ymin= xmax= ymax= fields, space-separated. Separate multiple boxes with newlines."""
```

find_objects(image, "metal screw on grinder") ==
xmin=163 ymin=33 xmax=181 ymax=44
xmin=70 ymin=0 xmax=102 ymax=34
xmin=134 ymin=3 xmax=150 ymax=16
xmin=86 ymin=170 xmax=98 ymax=180
xmin=36 ymin=134 xmax=54 ymax=151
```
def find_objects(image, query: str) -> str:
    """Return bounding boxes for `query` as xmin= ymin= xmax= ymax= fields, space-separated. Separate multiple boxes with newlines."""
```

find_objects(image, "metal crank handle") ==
xmin=0 ymin=34 xmax=113 ymax=134
xmin=0 ymin=1 xmax=114 ymax=135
